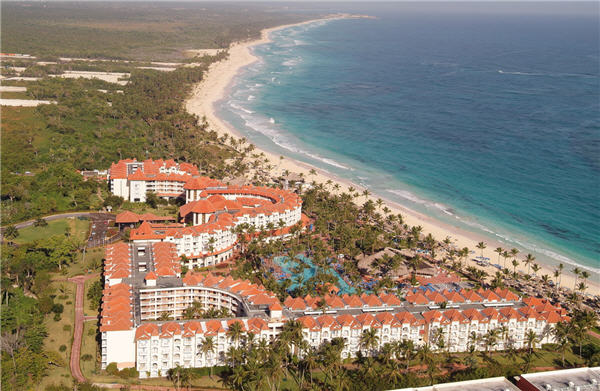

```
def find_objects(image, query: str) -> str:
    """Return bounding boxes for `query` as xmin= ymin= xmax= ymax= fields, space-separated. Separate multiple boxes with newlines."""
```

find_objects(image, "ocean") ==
xmin=216 ymin=3 xmax=600 ymax=276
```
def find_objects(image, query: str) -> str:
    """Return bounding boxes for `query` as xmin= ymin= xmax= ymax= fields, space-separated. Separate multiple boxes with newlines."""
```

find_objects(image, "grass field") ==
xmin=38 ymin=278 xmax=76 ymax=390
xmin=0 ymin=91 xmax=30 ymax=99
xmin=81 ymin=320 xmax=100 ymax=380
xmin=15 ymin=217 xmax=90 ymax=244
xmin=68 ymin=247 xmax=104 ymax=278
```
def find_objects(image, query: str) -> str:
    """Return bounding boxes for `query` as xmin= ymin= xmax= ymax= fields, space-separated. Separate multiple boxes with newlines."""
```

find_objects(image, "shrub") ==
xmin=59 ymin=345 xmax=67 ymax=352
xmin=105 ymin=362 xmax=119 ymax=376
xmin=88 ymin=328 xmax=96 ymax=336
xmin=34 ymin=217 xmax=48 ymax=227
xmin=52 ymin=303 xmax=64 ymax=315
xmin=63 ymin=324 xmax=71 ymax=332
xmin=81 ymin=354 xmax=93 ymax=362
xmin=53 ymin=313 xmax=62 ymax=322
xmin=39 ymin=296 xmax=55 ymax=314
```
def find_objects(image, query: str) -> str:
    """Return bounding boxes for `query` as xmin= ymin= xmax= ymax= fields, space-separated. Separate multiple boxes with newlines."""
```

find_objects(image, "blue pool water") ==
xmin=217 ymin=3 xmax=600 ymax=277
xmin=273 ymin=255 xmax=356 ymax=294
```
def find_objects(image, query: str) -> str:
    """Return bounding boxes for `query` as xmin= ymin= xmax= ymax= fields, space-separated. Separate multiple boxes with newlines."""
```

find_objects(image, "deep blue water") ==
xmin=217 ymin=3 xmax=600 ymax=276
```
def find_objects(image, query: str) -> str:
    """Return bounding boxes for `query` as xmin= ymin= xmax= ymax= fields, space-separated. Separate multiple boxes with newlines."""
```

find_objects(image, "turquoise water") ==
xmin=217 ymin=3 xmax=599 ymax=277
xmin=273 ymin=255 xmax=356 ymax=294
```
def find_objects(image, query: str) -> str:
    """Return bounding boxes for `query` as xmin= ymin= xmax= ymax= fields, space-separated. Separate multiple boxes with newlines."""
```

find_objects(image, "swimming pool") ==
xmin=272 ymin=254 xmax=356 ymax=295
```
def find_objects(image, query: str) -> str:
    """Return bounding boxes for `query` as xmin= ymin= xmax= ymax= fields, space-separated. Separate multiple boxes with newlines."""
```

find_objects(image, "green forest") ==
xmin=1 ymin=2 xmax=315 ymax=60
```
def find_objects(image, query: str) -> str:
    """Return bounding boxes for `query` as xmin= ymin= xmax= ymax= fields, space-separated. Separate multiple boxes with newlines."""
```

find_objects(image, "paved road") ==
xmin=69 ymin=273 xmax=100 ymax=384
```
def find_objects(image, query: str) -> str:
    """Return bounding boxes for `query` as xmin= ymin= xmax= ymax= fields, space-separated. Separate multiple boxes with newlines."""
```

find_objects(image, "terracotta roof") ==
xmin=405 ymin=291 xmax=429 ymax=305
xmin=116 ymin=210 xmax=140 ymax=223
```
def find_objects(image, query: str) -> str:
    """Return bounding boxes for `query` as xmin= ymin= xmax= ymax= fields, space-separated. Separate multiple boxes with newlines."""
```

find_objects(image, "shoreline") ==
xmin=185 ymin=16 xmax=599 ymax=296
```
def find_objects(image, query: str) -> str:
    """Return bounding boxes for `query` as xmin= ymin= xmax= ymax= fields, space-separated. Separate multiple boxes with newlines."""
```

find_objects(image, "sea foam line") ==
xmin=227 ymin=100 xmax=352 ymax=171
xmin=385 ymin=187 xmax=600 ymax=275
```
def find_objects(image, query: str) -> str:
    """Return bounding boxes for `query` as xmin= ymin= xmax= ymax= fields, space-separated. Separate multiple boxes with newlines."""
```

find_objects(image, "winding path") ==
xmin=68 ymin=273 xmax=100 ymax=384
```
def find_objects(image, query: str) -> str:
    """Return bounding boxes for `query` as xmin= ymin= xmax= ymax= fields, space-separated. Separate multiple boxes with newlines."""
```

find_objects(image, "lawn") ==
xmin=15 ymin=217 xmax=90 ymax=244
xmin=81 ymin=320 xmax=100 ymax=379
xmin=38 ymin=278 xmax=76 ymax=390
xmin=68 ymin=246 xmax=104 ymax=278
xmin=0 ymin=91 xmax=30 ymax=99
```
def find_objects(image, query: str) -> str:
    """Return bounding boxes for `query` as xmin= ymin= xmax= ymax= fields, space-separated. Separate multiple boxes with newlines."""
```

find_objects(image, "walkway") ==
xmin=68 ymin=273 xmax=100 ymax=384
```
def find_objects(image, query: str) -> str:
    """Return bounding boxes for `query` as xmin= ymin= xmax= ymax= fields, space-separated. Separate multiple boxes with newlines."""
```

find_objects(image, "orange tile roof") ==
xmin=405 ymin=291 xmax=429 ymax=305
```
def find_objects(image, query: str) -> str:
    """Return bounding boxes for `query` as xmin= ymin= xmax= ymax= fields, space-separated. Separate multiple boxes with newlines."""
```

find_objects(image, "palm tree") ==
xmin=483 ymin=329 xmax=499 ymax=356
xmin=553 ymin=321 xmax=571 ymax=367
xmin=362 ymin=189 xmax=371 ymax=201
xmin=572 ymin=267 xmax=581 ymax=290
xmin=498 ymin=325 xmax=509 ymax=348
xmin=167 ymin=365 xmax=185 ymax=391
xmin=359 ymin=328 xmax=379 ymax=357
xmin=557 ymin=263 xmax=564 ymax=290
xmin=476 ymin=241 xmax=486 ymax=259
xmin=572 ymin=310 xmax=598 ymax=356
xmin=577 ymin=282 xmax=588 ymax=294
xmin=510 ymin=248 xmax=519 ymax=263
xmin=502 ymin=250 xmax=510 ymax=269
xmin=443 ymin=236 xmax=452 ymax=250
xmin=397 ymin=339 xmax=415 ymax=372
xmin=468 ymin=331 xmax=481 ymax=351
xmin=201 ymin=336 xmax=216 ymax=378
xmin=525 ymin=329 xmax=539 ymax=355
xmin=158 ymin=312 xmax=171 ymax=321
xmin=524 ymin=253 xmax=535 ymax=276
xmin=531 ymin=263 xmax=541 ymax=279
xmin=541 ymin=274 xmax=550 ymax=287
xmin=581 ymin=270 xmax=590 ymax=287
xmin=511 ymin=259 xmax=520 ymax=278
xmin=416 ymin=344 xmax=437 ymax=385
xmin=494 ymin=247 xmax=504 ymax=266
xmin=3 ymin=225 xmax=19 ymax=242
xmin=227 ymin=321 xmax=244 ymax=349
xmin=280 ymin=319 xmax=305 ymax=356
xmin=300 ymin=348 xmax=318 ymax=386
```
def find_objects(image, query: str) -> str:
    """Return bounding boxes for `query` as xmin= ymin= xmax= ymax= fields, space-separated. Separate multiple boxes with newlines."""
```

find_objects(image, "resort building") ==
xmin=392 ymin=376 xmax=521 ymax=391
xmin=108 ymin=159 xmax=200 ymax=202
xmin=100 ymin=243 xmax=570 ymax=378
xmin=514 ymin=367 xmax=600 ymax=391
xmin=115 ymin=211 xmax=177 ymax=231
xmin=128 ymin=178 xmax=305 ymax=268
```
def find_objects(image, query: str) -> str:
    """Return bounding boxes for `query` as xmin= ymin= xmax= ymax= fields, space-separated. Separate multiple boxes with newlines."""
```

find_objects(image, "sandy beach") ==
xmin=185 ymin=16 xmax=599 ymax=296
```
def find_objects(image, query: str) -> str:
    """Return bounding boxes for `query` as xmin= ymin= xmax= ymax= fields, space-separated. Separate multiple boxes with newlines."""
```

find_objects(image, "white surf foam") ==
xmin=282 ymin=57 xmax=301 ymax=67
xmin=234 ymin=109 xmax=351 ymax=171
xmin=385 ymin=187 xmax=599 ymax=274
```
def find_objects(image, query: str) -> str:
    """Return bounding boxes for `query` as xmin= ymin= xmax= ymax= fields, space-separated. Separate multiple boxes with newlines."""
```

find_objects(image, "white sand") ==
xmin=0 ymin=86 xmax=27 ymax=92
xmin=50 ymin=71 xmax=130 ymax=85
xmin=184 ymin=49 xmax=223 ymax=58
xmin=136 ymin=66 xmax=176 ymax=72
xmin=0 ymin=99 xmax=55 ymax=107
xmin=185 ymin=17 xmax=599 ymax=296
xmin=0 ymin=77 xmax=40 ymax=82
